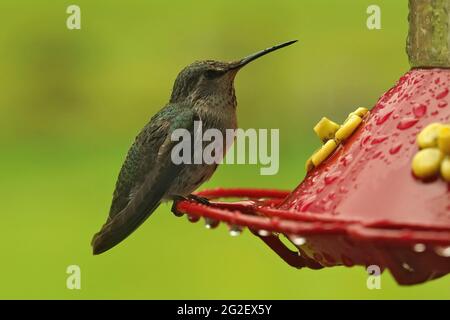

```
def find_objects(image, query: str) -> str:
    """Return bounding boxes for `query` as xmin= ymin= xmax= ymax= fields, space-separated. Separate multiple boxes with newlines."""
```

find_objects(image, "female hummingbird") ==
xmin=91 ymin=40 xmax=297 ymax=254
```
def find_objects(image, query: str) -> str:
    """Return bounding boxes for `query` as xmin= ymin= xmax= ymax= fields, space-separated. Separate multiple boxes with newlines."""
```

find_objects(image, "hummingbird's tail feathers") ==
xmin=91 ymin=199 xmax=161 ymax=255
xmin=91 ymin=163 xmax=175 ymax=255
xmin=91 ymin=109 xmax=196 ymax=254
xmin=91 ymin=169 xmax=173 ymax=255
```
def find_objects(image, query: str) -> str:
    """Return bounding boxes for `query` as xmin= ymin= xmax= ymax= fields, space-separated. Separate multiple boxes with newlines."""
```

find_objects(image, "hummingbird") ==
xmin=91 ymin=40 xmax=297 ymax=255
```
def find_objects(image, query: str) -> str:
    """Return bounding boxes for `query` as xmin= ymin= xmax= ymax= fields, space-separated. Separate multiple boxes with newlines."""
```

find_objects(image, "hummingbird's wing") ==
xmin=108 ymin=111 xmax=170 ymax=221
xmin=91 ymin=106 xmax=197 ymax=254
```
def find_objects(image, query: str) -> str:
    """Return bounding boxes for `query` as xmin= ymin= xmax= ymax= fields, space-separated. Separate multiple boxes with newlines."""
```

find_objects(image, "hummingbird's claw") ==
xmin=171 ymin=195 xmax=187 ymax=217
xmin=187 ymin=194 xmax=211 ymax=206
xmin=170 ymin=194 xmax=210 ymax=217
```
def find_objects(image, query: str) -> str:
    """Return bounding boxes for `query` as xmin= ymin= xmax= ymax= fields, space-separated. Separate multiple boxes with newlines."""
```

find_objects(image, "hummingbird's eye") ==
xmin=204 ymin=70 xmax=223 ymax=79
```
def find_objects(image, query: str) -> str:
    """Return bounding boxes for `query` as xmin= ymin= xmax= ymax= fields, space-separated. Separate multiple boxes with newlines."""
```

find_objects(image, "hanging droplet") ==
xmin=205 ymin=218 xmax=219 ymax=229
xmin=402 ymin=262 xmax=414 ymax=272
xmin=257 ymin=229 xmax=271 ymax=237
xmin=172 ymin=209 xmax=184 ymax=217
xmin=289 ymin=235 xmax=306 ymax=246
xmin=413 ymin=243 xmax=426 ymax=253
xmin=229 ymin=225 xmax=243 ymax=237
xmin=435 ymin=246 xmax=450 ymax=257
xmin=187 ymin=214 xmax=200 ymax=223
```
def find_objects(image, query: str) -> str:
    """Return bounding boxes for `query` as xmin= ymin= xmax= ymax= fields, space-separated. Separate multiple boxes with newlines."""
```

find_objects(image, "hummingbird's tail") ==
xmin=91 ymin=115 xmax=190 ymax=255
xmin=91 ymin=200 xmax=161 ymax=255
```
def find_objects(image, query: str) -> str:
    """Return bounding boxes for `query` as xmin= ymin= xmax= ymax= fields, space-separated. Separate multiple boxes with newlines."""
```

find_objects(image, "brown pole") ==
xmin=407 ymin=0 xmax=450 ymax=68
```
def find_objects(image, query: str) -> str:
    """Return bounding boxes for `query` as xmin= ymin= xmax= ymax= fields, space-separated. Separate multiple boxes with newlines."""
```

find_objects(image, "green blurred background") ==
xmin=0 ymin=0 xmax=448 ymax=299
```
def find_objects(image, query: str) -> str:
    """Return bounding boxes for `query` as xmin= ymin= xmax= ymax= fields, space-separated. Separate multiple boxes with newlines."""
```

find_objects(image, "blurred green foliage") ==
xmin=0 ymin=0 xmax=448 ymax=299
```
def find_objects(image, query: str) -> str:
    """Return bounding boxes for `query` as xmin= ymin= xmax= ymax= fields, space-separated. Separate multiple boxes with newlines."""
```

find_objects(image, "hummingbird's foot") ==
xmin=187 ymin=194 xmax=211 ymax=206
xmin=171 ymin=195 xmax=188 ymax=217
xmin=171 ymin=194 xmax=211 ymax=217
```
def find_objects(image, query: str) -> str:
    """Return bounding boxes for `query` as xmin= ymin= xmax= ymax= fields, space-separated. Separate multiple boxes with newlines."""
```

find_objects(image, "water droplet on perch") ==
xmin=188 ymin=215 xmax=200 ymax=223
xmin=229 ymin=225 xmax=242 ymax=237
xmin=402 ymin=262 xmax=414 ymax=272
xmin=257 ymin=229 xmax=271 ymax=237
xmin=413 ymin=243 xmax=426 ymax=253
xmin=205 ymin=218 xmax=219 ymax=229
xmin=435 ymin=246 xmax=450 ymax=257
xmin=289 ymin=236 xmax=306 ymax=246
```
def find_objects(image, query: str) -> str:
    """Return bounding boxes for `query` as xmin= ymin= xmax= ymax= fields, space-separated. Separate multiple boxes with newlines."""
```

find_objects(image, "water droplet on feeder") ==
xmin=340 ymin=154 xmax=353 ymax=166
xmin=376 ymin=111 xmax=393 ymax=125
xmin=229 ymin=225 xmax=242 ymax=237
xmin=339 ymin=186 xmax=349 ymax=194
xmin=372 ymin=151 xmax=383 ymax=159
xmin=397 ymin=118 xmax=419 ymax=130
xmin=436 ymin=88 xmax=449 ymax=99
xmin=413 ymin=104 xmax=427 ymax=117
xmin=371 ymin=135 xmax=389 ymax=145
xmin=172 ymin=209 xmax=184 ymax=217
xmin=299 ymin=196 xmax=316 ymax=212
xmin=324 ymin=172 xmax=340 ymax=185
xmin=402 ymin=262 xmax=415 ymax=272
xmin=413 ymin=243 xmax=426 ymax=253
xmin=257 ymin=229 xmax=271 ymax=237
xmin=360 ymin=135 xmax=371 ymax=147
xmin=187 ymin=214 xmax=200 ymax=223
xmin=289 ymin=236 xmax=306 ymax=246
xmin=205 ymin=218 xmax=219 ymax=229
xmin=438 ymin=101 xmax=448 ymax=108
xmin=389 ymin=144 xmax=403 ymax=155
xmin=435 ymin=246 xmax=450 ymax=257
xmin=316 ymin=186 xmax=324 ymax=194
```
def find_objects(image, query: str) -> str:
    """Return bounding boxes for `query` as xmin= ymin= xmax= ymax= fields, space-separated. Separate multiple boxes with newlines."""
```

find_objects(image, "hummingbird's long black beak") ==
xmin=231 ymin=40 xmax=298 ymax=69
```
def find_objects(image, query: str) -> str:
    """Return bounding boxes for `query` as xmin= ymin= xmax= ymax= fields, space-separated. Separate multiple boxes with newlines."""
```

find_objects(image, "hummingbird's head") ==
xmin=169 ymin=40 xmax=298 ymax=106
xmin=169 ymin=60 xmax=237 ymax=105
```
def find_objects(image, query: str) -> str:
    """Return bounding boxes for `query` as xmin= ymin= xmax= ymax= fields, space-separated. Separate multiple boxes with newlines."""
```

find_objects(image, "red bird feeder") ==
xmin=173 ymin=0 xmax=450 ymax=285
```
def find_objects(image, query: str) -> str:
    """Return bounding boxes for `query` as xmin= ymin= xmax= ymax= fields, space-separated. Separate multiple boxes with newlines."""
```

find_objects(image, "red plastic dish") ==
xmin=174 ymin=69 xmax=450 ymax=285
